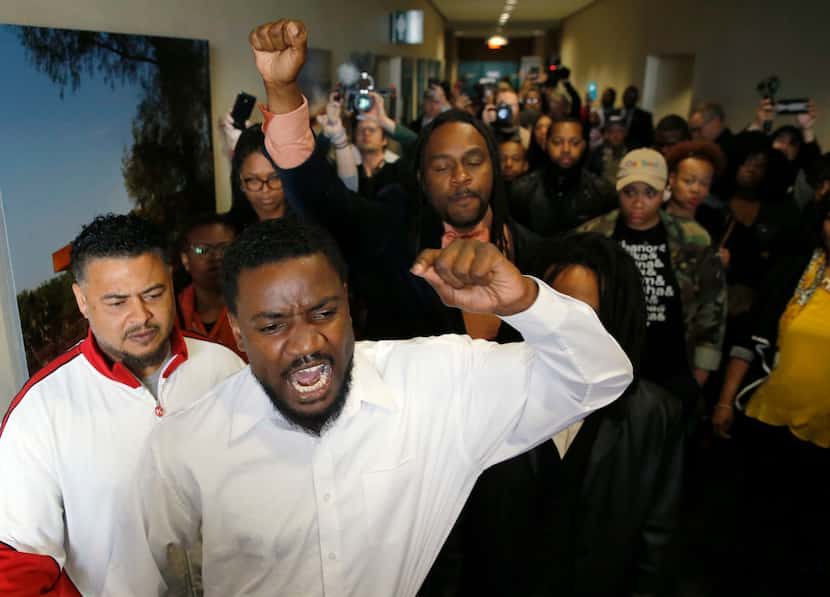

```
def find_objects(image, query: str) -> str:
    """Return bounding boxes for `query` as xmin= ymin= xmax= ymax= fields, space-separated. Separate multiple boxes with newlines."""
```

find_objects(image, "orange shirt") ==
xmin=177 ymin=286 xmax=247 ymax=362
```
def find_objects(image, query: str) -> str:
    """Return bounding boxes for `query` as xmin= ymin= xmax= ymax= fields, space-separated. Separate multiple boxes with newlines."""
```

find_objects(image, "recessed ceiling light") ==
xmin=487 ymin=34 xmax=508 ymax=48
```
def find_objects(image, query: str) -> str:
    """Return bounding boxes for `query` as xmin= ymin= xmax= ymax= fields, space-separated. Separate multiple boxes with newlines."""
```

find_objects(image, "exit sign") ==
xmin=390 ymin=10 xmax=424 ymax=44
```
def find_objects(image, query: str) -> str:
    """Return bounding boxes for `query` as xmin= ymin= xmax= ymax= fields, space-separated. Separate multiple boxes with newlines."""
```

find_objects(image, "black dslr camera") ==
xmin=345 ymin=72 xmax=376 ymax=113
xmin=757 ymin=75 xmax=809 ymax=127
xmin=337 ymin=71 xmax=397 ymax=116
xmin=542 ymin=65 xmax=571 ymax=88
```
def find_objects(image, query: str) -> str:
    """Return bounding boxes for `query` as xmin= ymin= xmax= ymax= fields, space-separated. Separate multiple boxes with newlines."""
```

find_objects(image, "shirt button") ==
xmin=324 ymin=493 xmax=331 ymax=502
xmin=328 ymin=552 xmax=337 ymax=560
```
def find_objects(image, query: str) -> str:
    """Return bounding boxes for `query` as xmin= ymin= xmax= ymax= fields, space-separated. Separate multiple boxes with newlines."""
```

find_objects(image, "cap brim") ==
xmin=616 ymin=174 xmax=666 ymax=192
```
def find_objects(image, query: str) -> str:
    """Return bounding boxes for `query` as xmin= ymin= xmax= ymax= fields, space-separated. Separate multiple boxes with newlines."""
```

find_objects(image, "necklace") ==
xmin=794 ymin=250 xmax=827 ymax=305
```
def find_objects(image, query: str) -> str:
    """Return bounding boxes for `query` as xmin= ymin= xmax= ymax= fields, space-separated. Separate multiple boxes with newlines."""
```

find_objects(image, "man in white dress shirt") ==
xmin=121 ymin=207 xmax=632 ymax=596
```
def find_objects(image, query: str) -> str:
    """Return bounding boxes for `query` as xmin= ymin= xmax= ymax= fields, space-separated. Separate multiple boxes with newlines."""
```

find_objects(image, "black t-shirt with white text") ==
xmin=614 ymin=220 xmax=690 ymax=384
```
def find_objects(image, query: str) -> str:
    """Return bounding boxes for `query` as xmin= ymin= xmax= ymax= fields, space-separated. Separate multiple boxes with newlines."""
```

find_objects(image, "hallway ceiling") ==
xmin=432 ymin=0 xmax=595 ymax=35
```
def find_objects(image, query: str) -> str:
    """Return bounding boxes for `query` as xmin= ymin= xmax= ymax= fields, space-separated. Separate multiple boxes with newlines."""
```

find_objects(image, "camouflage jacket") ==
xmin=578 ymin=209 xmax=727 ymax=371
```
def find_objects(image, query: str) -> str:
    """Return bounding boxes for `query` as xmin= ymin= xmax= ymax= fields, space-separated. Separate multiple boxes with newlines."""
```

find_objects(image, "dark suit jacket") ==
xmin=274 ymin=144 xmax=545 ymax=340
xmin=509 ymin=166 xmax=618 ymax=238
xmin=624 ymin=107 xmax=655 ymax=149
xmin=423 ymin=380 xmax=684 ymax=597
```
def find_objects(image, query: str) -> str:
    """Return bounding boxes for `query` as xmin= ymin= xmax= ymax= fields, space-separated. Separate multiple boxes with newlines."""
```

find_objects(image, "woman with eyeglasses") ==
xmin=227 ymin=124 xmax=288 ymax=228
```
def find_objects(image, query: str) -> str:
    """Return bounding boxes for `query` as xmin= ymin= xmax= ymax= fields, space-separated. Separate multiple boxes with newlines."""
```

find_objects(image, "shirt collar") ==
xmin=341 ymin=347 xmax=398 ymax=418
xmin=228 ymin=347 xmax=399 ymax=442
xmin=80 ymin=326 xmax=189 ymax=388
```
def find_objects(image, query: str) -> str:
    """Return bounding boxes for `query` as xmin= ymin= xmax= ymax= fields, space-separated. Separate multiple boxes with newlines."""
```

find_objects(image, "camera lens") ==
xmin=356 ymin=94 xmax=374 ymax=112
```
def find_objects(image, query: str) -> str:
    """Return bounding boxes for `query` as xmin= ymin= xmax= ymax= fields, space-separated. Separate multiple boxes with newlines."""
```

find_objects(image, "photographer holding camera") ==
xmin=748 ymin=92 xmax=821 ymax=203
xmin=483 ymin=88 xmax=532 ymax=150
xmin=316 ymin=89 xmax=417 ymax=202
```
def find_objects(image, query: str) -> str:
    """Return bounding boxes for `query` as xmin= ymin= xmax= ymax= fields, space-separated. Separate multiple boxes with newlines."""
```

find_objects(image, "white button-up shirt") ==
xmin=120 ymin=281 xmax=632 ymax=597
xmin=0 ymin=331 xmax=244 ymax=595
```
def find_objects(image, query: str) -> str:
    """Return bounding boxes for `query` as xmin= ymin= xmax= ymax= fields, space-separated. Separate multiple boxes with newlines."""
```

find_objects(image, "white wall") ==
xmin=561 ymin=0 xmax=830 ymax=141
xmin=0 ymin=0 xmax=445 ymax=407
xmin=642 ymin=54 xmax=695 ymax=120
xmin=0 ymin=0 xmax=444 ymax=211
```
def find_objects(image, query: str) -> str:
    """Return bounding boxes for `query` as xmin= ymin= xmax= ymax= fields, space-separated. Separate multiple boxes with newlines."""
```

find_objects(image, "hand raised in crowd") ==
xmin=218 ymin=111 xmax=250 ymax=156
xmin=482 ymin=103 xmax=497 ymax=124
xmin=753 ymin=97 xmax=775 ymax=129
xmin=797 ymin=99 xmax=817 ymax=131
xmin=358 ymin=91 xmax=396 ymax=132
xmin=411 ymin=240 xmax=538 ymax=316
xmin=249 ymin=19 xmax=308 ymax=113
xmin=315 ymin=92 xmax=347 ymax=143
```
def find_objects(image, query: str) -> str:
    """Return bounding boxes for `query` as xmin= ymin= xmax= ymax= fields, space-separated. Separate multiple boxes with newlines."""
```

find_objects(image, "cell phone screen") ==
xmin=231 ymin=92 xmax=257 ymax=130
xmin=775 ymin=99 xmax=809 ymax=115
xmin=587 ymin=83 xmax=598 ymax=102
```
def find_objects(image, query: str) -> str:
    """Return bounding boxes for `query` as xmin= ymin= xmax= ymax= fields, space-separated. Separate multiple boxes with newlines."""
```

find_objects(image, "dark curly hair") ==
xmin=537 ymin=231 xmax=646 ymax=376
xmin=665 ymin=140 xmax=727 ymax=178
xmin=70 ymin=213 xmax=168 ymax=282
xmin=655 ymin=114 xmax=691 ymax=142
xmin=548 ymin=116 xmax=583 ymax=140
xmin=221 ymin=216 xmax=348 ymax=315
xmin=771 ymin=125 xmax=804 ymax=150
xmin=176 ymin=211 xmax=237 ymax=253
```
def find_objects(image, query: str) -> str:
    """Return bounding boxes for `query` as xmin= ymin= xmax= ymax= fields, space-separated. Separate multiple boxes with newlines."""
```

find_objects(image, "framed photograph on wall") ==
xmin=0 ymin=190 xmax=27 ymax=409
xmin=0 ymin=23 xmax=214 ymax=376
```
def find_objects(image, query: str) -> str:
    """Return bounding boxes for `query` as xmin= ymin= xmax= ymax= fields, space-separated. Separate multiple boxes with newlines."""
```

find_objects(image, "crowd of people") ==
xmin=1 ymin=16 xmax=828 ymax=597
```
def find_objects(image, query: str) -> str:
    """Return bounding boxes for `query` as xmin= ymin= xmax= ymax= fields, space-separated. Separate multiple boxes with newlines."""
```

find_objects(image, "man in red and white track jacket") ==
xmin=0 ymin=214 xmax=244 ymax=596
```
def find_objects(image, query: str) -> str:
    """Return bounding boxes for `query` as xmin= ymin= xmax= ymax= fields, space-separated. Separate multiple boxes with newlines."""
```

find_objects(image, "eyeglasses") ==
xmin=190 ymin=242 xmax=231 ymax=257
xmin=241 ymin=173 xmax=282 ymax=192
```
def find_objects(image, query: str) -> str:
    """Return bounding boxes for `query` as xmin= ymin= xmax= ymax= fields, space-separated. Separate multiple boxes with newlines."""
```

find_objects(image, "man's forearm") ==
xmin=261 ymin=99 xmax=314 ymax=169
xmin=264 ymin=82 xmax=303 ymax=115
xmin=389 ymin=122 xmax=418 ymax=152
xmin=475 ymin=280 xmax=634 ymax=468
xmin=718 ymin=357 xmax=751 ymax=406
xmin=334 ymin=145 xmax=359 ymax=192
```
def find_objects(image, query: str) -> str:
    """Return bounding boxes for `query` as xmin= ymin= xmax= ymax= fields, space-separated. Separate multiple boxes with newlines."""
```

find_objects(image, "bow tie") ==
xmin=440 ymin=208 xmax=493 ymax=248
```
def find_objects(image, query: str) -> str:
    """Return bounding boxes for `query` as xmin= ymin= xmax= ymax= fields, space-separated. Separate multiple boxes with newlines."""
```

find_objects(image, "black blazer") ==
xmin=509 ymin=167 xmax=618 ymax=238
xmin=274 ymin=143 xmax=545 ymax=340
xmin=625 ymin=108 xmax=655 ymax=149
xmin=424 ymin=380 xmax=684 ymax=597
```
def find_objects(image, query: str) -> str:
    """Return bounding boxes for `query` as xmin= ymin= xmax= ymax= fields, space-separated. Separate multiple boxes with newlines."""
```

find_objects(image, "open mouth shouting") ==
xmin=284 ymin=358 xmax=334 ymax=403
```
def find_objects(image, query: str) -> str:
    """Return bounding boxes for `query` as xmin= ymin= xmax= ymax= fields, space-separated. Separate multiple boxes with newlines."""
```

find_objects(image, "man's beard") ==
xmin=99 ymin=325 xmax=170 ymax=375
xmin=257 ymin=354 xmax=354 ymax=437
xmin=441 ymin=190 xmax=490 ymax=230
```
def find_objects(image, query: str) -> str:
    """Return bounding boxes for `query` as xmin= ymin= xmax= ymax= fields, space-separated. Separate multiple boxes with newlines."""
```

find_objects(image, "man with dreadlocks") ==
xmin=249 ymin=19 xmax=544 ymax=342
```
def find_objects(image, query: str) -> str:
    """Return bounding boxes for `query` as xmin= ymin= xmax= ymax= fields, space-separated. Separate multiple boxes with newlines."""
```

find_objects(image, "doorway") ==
xmin=642 ymin=54 xmax=696 ymax=121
